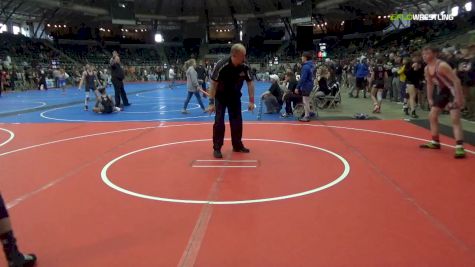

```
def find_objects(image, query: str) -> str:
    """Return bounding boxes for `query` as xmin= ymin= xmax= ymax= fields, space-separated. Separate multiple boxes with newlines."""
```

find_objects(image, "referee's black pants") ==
xmin=213 ymin=97 xmax=243 ymax=151
xmin=112 ymin=78 xmax=129 ymax=107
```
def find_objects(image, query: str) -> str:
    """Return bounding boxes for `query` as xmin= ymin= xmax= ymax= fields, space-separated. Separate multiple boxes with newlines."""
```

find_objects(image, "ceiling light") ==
xmin=451 ymin=6 xmax=459 ymax=16
xmin=465 ymin=2 xmax=472 ymax=12
xmin=154 ymin=33 xmax=164 ymax=43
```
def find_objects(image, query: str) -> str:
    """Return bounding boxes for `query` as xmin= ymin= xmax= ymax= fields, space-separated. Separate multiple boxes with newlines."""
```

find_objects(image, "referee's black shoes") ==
xmin=213 ymin=150 xmax=223 ymax=159
xmin=233 ymin=147 xmax=250 ymax=153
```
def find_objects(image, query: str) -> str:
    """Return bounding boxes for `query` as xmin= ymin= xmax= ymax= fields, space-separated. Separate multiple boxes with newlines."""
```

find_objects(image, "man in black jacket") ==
xmin=110 ymin=51 xmax=130 ymax=108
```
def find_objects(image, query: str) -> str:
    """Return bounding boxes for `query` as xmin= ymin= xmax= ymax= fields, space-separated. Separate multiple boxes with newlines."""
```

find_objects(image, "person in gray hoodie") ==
xmin=182 ymin=59 xmax=206 ymax=114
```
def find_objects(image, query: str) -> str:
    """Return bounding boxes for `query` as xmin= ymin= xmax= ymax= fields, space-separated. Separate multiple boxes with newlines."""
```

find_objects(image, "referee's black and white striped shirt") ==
xmin=211 ymin=57 xmax=252 ymax=99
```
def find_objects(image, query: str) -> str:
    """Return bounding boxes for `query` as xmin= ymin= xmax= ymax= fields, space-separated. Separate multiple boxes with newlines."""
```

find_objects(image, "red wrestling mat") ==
xmin=0 ymin=120 xmax=474 ymax=266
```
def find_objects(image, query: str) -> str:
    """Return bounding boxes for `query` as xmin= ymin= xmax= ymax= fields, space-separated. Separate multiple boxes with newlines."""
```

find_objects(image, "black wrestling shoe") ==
xmin=213 ymin=150 xmax=223 ymax=159
xmin=411 ymin=111 xmax=419 ymax=118
xmin=9 ymin=253 xmax=37 ymax=267
xmin=233 ymin=147 xmax=250 ymax=153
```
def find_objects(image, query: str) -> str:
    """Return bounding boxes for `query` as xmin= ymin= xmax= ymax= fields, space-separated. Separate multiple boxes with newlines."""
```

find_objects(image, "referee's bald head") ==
xmin=230 ymin=43 xmax=246 ymax=66
xmin=231 ymin=43 xmax=246 ymax=55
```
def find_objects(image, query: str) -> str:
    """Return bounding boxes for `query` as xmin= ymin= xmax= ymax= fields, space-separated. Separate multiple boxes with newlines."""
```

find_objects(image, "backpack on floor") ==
xmin=354 ymin=113 xmax=369 ymax=120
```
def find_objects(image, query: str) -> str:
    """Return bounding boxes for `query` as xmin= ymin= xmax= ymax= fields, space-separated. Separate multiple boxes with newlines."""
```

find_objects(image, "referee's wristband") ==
xmin=209 ymin=99 xmax=215 ymax=105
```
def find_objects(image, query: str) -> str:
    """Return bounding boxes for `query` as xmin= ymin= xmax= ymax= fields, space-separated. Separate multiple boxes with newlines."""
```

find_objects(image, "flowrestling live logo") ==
xmin=390 ymin=13 xmax=455 ymax=21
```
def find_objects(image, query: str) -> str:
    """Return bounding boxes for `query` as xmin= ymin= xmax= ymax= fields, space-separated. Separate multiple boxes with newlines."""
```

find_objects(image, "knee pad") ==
xmin=85 ymin=91 xmax=90 ymax=98
xmin=377 ymin=91 xmax=383 ymax=102
xmin=0 ymin=194 xmax=9 ymax=219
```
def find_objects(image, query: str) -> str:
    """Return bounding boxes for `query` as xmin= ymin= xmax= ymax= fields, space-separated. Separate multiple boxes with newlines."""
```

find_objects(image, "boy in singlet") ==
xmin=420 ymin=46 xmax=466 ymax=158
xmin=78 ymin=64 xmax=102 ymax=111
xmin=370 ymin=57 xmax=388 ymax=113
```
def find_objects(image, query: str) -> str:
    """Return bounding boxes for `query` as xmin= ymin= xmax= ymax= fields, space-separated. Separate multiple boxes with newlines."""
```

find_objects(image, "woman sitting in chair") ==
xmin=316 ymin=66 xmax=331 ymax=97
xmin=281 ymin=72 xmax=302 ymax=117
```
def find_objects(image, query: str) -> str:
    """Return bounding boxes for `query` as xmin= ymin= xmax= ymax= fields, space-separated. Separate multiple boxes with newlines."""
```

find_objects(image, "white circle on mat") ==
xmin=101 ymin=138 xmax=351 ymax=205
xmin=0 ymin=128 xmax=15 ymax=148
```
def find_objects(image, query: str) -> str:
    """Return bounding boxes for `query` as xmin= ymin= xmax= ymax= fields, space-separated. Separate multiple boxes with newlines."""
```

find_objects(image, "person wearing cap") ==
xmin=261 ymin=74 xmax=283 ymax=114
xmin=295 ymin=51 xmax=315 ymax=122
xmin=208 ymin=43 xmax=255 ymax=159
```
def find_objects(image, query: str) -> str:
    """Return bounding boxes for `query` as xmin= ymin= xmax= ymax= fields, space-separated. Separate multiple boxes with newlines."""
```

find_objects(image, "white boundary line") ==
xmin=122 ymin=104 xmax=201 ymax=114
xmin=39 ymin=103 xmax=250 ymax=123
xmin=40 ymin=108 xmax=214 ymax=122
xmin=1 ymin=122 xmax=474 ymax=158
xmin=0 ymin=128 xmax=15 ymax=148
xmin=100 ymin=138 xmax=351 ymax=205
xmin=0 ymin=101 xmax=46 ymax=114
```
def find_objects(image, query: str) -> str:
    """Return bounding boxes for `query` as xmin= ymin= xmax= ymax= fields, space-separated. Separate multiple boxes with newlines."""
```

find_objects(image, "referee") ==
xmin=110 ymin=51 xmax=130 ymax=108
xmin=208 ymin=43 xmax=255 ymax=159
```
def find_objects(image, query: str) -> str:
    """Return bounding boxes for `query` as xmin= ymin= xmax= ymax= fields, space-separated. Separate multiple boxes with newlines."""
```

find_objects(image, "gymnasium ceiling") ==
xmin=0 ymin=0 xmax=460 ymax=26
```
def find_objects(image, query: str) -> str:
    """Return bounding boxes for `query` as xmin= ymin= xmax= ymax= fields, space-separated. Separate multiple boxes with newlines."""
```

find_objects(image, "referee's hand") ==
xmin=248 ymin=102 xmax=255 ymax=112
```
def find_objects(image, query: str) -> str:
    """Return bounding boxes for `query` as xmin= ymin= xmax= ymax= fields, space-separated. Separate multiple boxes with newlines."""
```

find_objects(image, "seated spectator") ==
xmin=261 ymin=74 xmax=283 ymax=114
xmin=281 ymin=72 xmax=302 ymax=117
xmin=316 ymin=66 xmax=331 ymax=97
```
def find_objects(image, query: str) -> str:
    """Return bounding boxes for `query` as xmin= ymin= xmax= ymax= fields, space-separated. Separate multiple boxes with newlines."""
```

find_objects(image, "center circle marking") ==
xmin=101 ymin=138 xmax=351 ymax=205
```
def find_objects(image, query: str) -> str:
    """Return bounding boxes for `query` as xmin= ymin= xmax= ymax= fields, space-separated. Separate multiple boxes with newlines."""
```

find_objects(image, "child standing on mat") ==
xmin=420 ymin=46 xmax=466 ymax=158
xmin=182 ymin=59 xmax=206 ymax=114
xmin=78 ymin=64 xmax=101 ymax=111
xmin=58 ymin=68 xmax=69 ymax=94
xmin=168 ymin=66 xmax=176 ymax=89
xmin=370 ymin=57 xmax=388 ymax=113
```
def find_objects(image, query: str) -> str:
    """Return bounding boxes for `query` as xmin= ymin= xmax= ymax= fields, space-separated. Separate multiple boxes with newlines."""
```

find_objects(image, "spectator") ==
xmin=282 ymin=72 xmax=301 ymax=117
xmin=182 ymin=59 xmax=206 ymax=114
xmin=296 ymin=51 xmax=315 ymax=122
xmin=261 ymin=74 xmax=283 ymax=114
